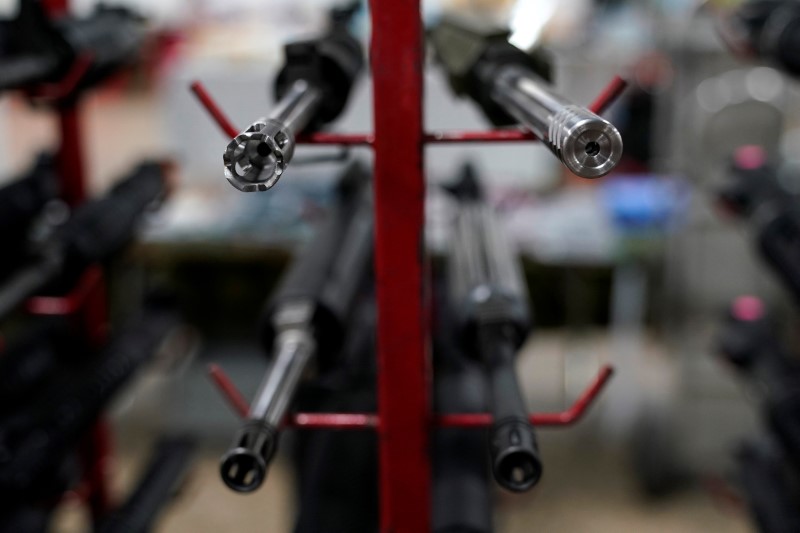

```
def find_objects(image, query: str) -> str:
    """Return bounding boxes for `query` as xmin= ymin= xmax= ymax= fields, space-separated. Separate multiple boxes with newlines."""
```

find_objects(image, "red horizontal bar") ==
xmin=26 ymin=266 xmax=103 ymax=316
xmin=288 ymin=413 xmax=379 ymax=428
xmin=588 ymin=75 xmax=628 ymax=116
xmin=296 ymin=132 xmax=373 ymax=145
xmin=207 ymin=364 xmax=378 ymax=428
xmin=207 ymin=363 xmax=249 ymax=418
xmin=207 ymin=361 xmax=613 ymax=429
xmin=425 ymin=128 xmax=538 ymax=143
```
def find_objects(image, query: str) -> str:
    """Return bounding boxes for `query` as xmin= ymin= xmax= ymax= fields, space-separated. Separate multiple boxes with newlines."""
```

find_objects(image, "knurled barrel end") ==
xmin=490 ymin=417 xmax=543 ymax=492
xmin=547 ymin=105 xmax=623 ymax=179
xmin=219 ymin=420 xmax=279 ymax=493
xmin=222 ymin=120 xmax=293 ymax=192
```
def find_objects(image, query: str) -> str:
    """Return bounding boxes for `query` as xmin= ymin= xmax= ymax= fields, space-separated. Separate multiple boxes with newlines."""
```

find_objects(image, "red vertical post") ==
xmin=370 ymin=0 xmax=430 ymax=531
xmin=41 ymin=0 xmax=67 ymax=17
xmin=43 ymin=0 xmax=86 ymax=206
xmin=56 ymin=105 xmax=87 ymax=206
xmin=43 ymin=0 xmax=108 ymax=521
xmin=80 ymin=418 xmax=113 ymax=520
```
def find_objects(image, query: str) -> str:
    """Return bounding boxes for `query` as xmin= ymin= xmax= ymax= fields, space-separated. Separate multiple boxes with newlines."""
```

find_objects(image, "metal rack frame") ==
xmin=193 ymin=1 xmax=625 ymax=530
xmin=18 ymin=0 xmax=114 ymax=522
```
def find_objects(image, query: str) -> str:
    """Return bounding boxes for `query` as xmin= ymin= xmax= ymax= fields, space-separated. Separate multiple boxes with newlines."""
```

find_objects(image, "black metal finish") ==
xmin=0 ymin=319 xmax=75 ymax=412
xmin=274 ymin=12 xmax=364 ymax=130
xmin=292 ymin=290 xmax=378 ymax=533
xmin=726 ymin=0 xmax=800 ymax=77
xmin=0 ymin=310 xmax=178 ymax=499
xmin=738 ymin=439 xmax=800 ymax=533
xmin=0 ymin=154 xmax=58 ymax=274
xmin=444 ymin=163 xmax=542 ymax=493
xmin=432 ymin=277 xmax=492 ymax=533
xmin=428 ymin=16 xmax=551 ymax=126
xmin=258 ymin=161 xmax=371 ymax=357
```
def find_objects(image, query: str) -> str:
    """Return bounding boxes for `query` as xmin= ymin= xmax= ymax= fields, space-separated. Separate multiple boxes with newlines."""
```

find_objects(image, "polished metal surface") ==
xmin=248 ymin=300 xmax=316 ymax=425
xmin=218 ymin=300 xmax=316 ymax=492
xmin=223 ymin=80 xmax=322 ymax=192
xmin=492 ymin=64 xmax=623 ymax=178
xmin=448 ymin=203 xmax=527 ymax=311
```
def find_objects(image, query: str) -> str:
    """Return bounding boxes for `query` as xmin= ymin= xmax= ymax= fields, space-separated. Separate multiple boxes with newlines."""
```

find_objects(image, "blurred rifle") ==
xmin=0 ymin=161 xmax=168 ymax=321
xmin=0 ymin=309 xmax=180 ymax=499
xmin=0 ymin=154 xmax=59 ymax=278
xmin=717 ymin=298 xmax=800 ymax=533
xmin=0 ymin=0 xmax=146 ymax=95
xmin=718 ymin=148 xmax=800 ymax=308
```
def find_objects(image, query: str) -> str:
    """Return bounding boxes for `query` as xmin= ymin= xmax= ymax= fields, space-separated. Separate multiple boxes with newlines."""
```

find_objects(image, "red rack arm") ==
xmin=79 ymin=418 xmax=114 ymax=520
xmin=290 ymin=413 xmax=379 ymax=428
xmin=26 ymin=266 xmax=108 ymax=346
xmin=189 ymin=81 xmax=239 ymax=138
xmin=189 ymin=80 xmax=373 ymax=145
xmin=296 ymin=132 xmax=373 ymax=145
xmin=437 ymin=365 xmax=614 ymax=427
xmin=206 ymin=364 xmax=380 ymax=428
xmin=425 ymin=128 xmax=538 ymax=143
xmin=588 ymin=75 xmax=628 ymax=115
xmin=207 ymin=363 xmax=250 ymax=418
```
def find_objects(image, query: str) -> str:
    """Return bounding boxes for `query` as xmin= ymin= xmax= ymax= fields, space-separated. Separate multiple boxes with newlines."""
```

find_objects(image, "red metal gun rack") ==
xmin=193 ymin=1 xmax=626 ymax=530
xmin=18 ymin=0 xmax=114 ymax=523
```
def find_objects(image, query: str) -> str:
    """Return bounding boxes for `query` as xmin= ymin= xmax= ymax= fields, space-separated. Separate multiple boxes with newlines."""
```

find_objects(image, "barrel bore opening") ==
xmin=496 ymin=451 xmax=541 ymax=492
xmin=256 ymin=142 xmax=272 ymax=157
xmin=221 ymin=451 xmax=265 ymax=492
xmin=585 ymin=141 xmax=600 ymax=157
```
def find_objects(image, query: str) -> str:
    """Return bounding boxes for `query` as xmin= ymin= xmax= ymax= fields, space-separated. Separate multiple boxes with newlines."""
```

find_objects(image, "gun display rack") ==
xmin=192 ymin=1 xmax=623 ymax=530
xmin=17 ymin=0 xmax=112 ymax=523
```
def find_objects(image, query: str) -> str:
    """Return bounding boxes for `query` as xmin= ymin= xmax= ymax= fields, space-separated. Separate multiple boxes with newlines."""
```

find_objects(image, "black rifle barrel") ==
xmin=446 ymin=164 xmax=542 ymax=492
xmin=738 ymin=440 xmax=800 ymax=533
xmin=220 ymin=161 xmax=373 ymax=493
xmin=432 ymin=350 xmax=492 ymax=532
